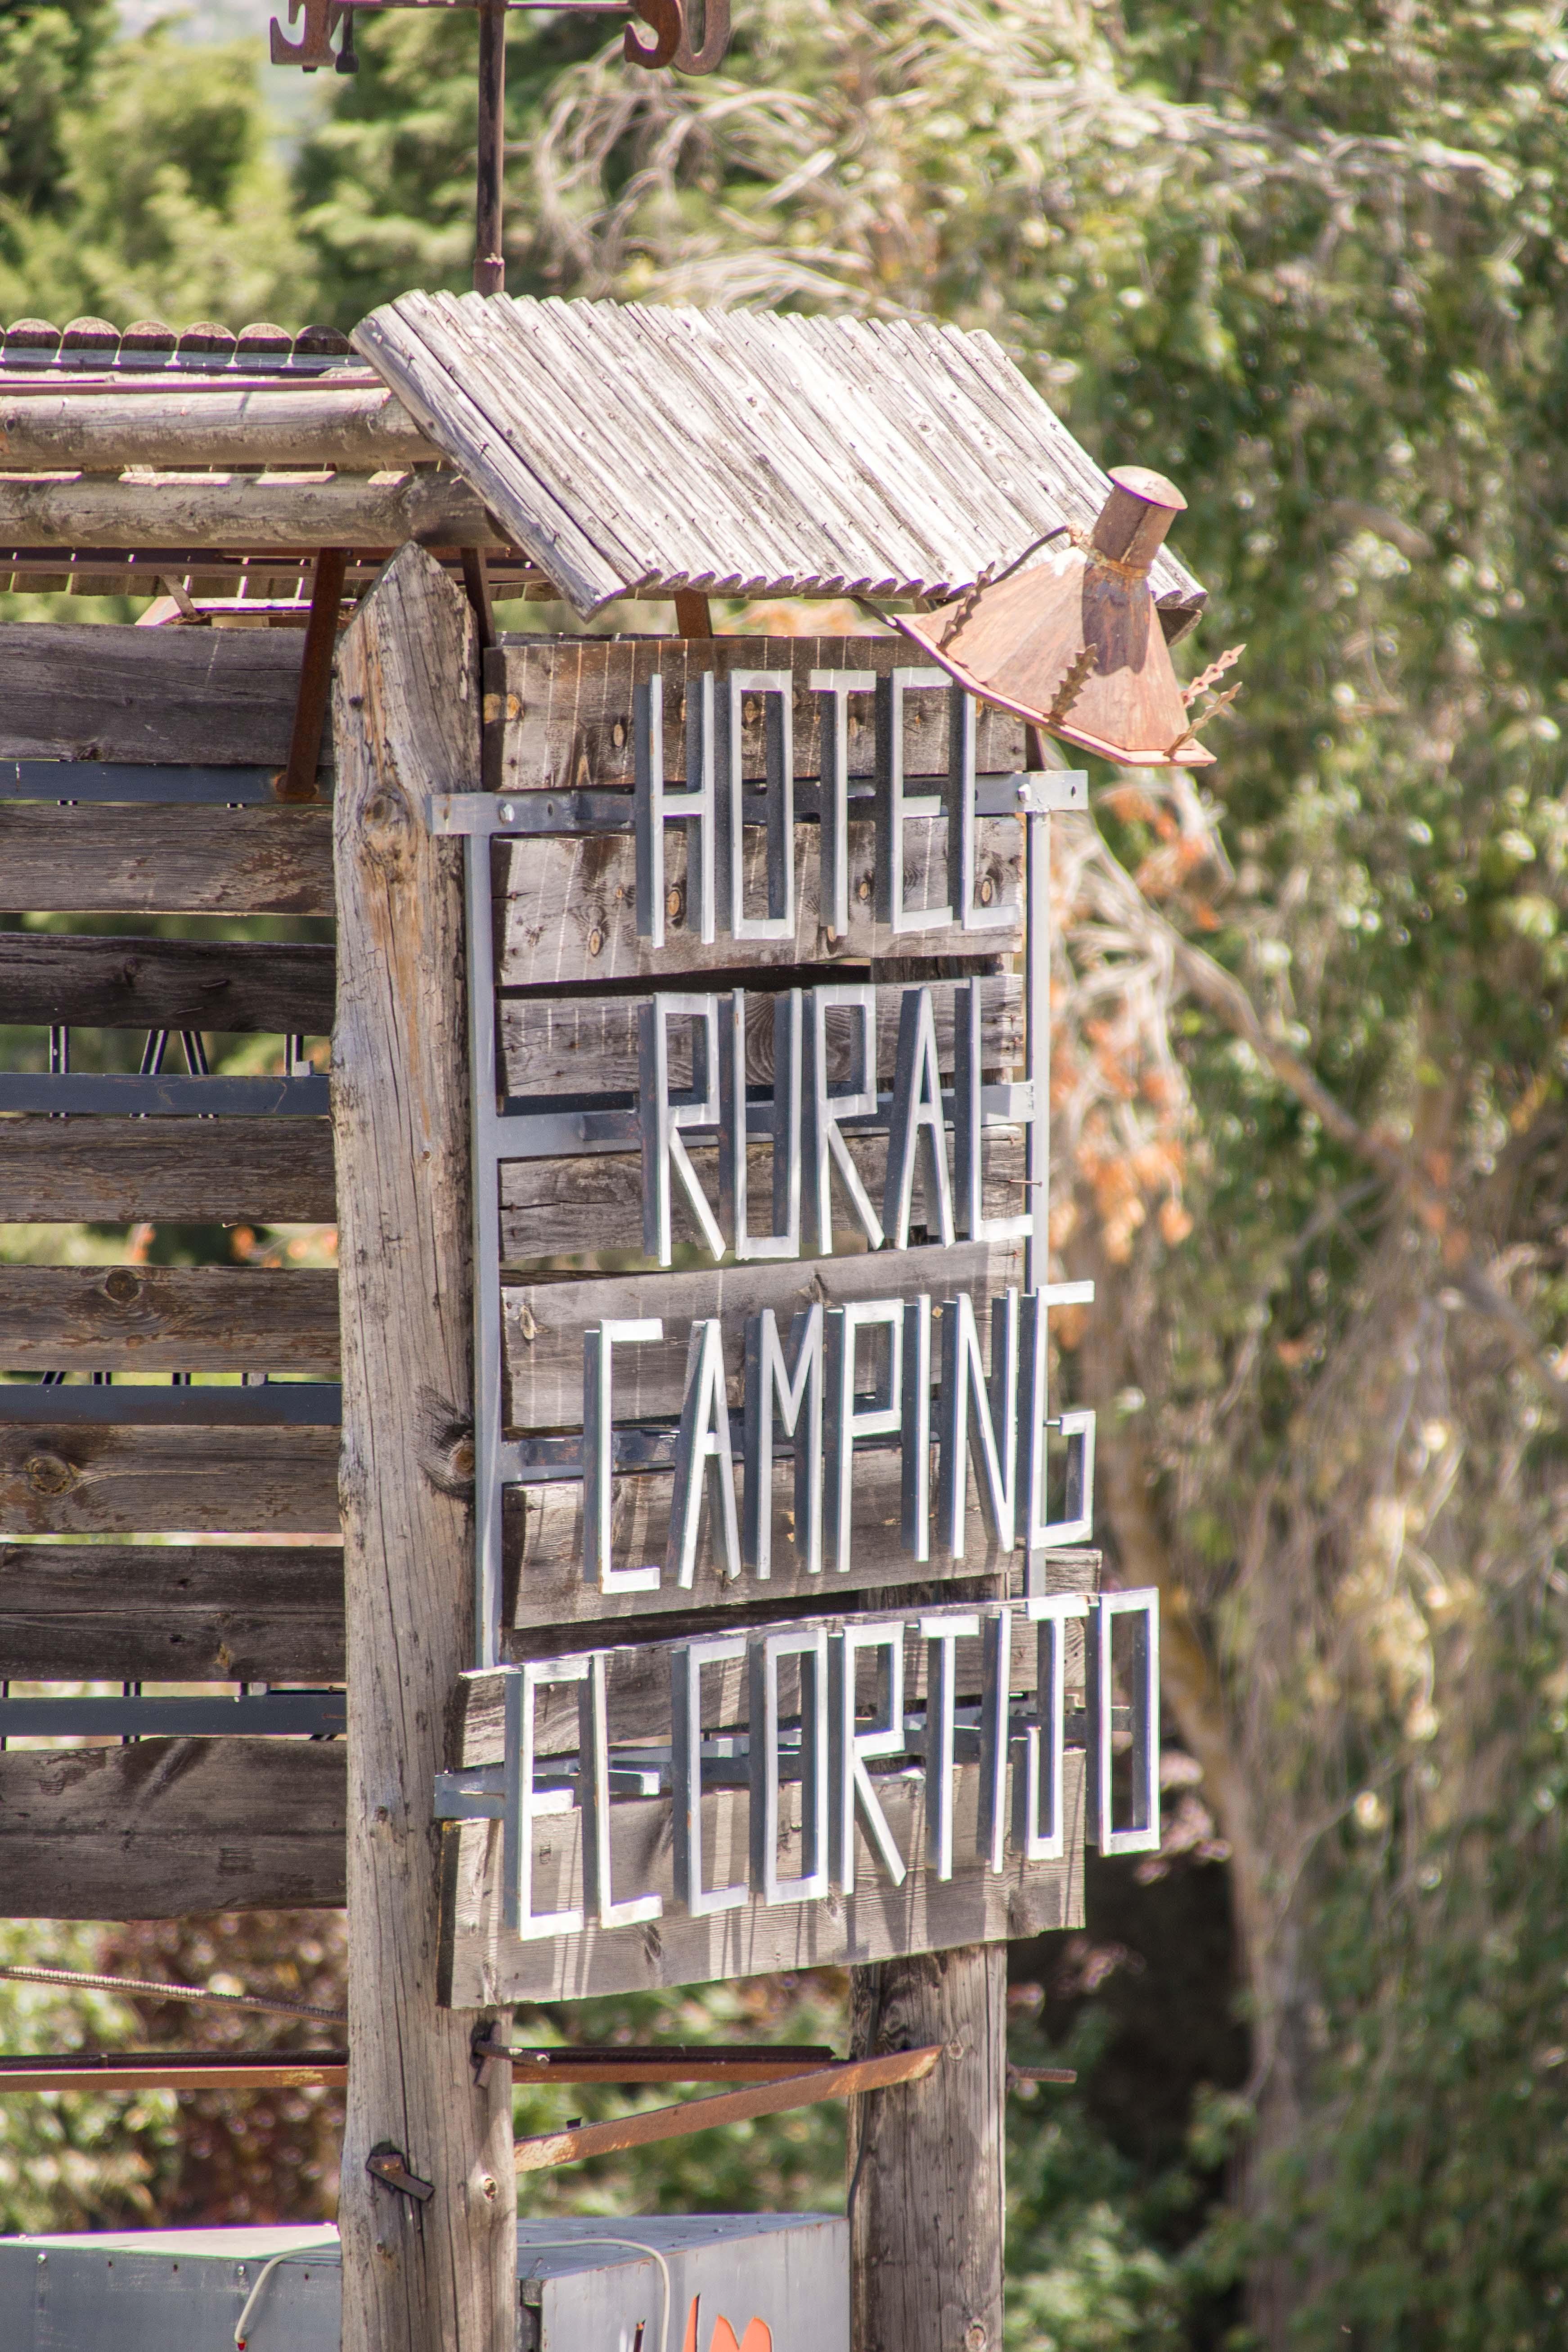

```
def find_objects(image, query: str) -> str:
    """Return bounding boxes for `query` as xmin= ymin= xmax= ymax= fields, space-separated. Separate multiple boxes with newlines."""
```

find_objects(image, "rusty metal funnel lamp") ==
xmin=893 ymin=466 xmax=1239 ymax=768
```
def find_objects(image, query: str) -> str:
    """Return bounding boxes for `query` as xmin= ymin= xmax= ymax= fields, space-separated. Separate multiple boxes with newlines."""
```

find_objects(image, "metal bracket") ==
xmin=472 ymin=2023 xmax=512 ymax=2088
xmin=427 ymin=771 xmax=1076 ymax=839
xmin=366 ymin=2143 xmax=435 ymax=2204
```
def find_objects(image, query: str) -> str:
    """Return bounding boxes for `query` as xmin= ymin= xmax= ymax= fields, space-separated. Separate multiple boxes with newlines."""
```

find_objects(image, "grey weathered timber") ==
xmin=0 ymin=1117 xmax=335 ymax=1224
xmin=0 ymin=620 xmax=322 ymax=765
xmin=503 ymin=1456 xmax=1063 ymax=1633
xmin=0 ymin=1265 xmax=339 ymax=1372
xmin=461 ymin=1588 xmax=1093 ymax=1752
xmin=332 ymin=542 xmax=515 ymax=2352
xmin=354 ymin=296 xmax=1205 ymax=623
xmin=0 ymin=1540 xmax=344 ymax=1679
xmin=0 ymin=1424 xmax=340 ymax=1533
xmin=502 ymin=1238 xmax=1022 ymax=1428
xmin=0 ymin=468 xmax=504 ymax=551
xmin=495 ymin=817 xmax=1020 ymax=986
xmin=847 ymin=1945 xmax=1006 ymax=2352
xmin=0 ymin=807 xmax=333 ymax=915
xmin=484 ymin=636 xmax=1024 ymax=794
xmin=0 ymin=384 xmax=436 ymax=471
xmin=0 ymin=933 xmax=335 ymax=1030
xmin=500 ymin=975 xmax=1018 ymax=1099
xmin=440 ymin=1758 xmax=1082 ymax=2007
xmin=0 ymin=1738 xmax=345 ymax=1916
xmin=497 ymin=1129 xmax=1024 ymax=1270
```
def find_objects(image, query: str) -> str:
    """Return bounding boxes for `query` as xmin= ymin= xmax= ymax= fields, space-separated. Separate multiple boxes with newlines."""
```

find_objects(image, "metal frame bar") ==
xmin=0 ymin=1692 xmax=345 ymax=1737
xmin=0 ymin=763 xmax=333 ymax=805
xmin=0 ymin=1073 xmax=328 ymax=1113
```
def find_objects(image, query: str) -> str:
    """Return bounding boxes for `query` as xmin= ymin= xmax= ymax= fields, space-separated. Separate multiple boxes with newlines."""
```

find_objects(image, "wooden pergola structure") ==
xmin=0 ymin=296 xmax=1200 ymax=2352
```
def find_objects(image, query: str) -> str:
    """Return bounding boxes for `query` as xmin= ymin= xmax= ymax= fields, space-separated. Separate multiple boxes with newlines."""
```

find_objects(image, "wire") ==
xmin=517 ymin=2235 xmax=674 ymax=2352
xmin=0 ymin=1963 xmax=345 ymax=2025
xmin=234 ymin=2243 xmax=332 ymax=2348
xmin=230 ymin=2229 xmax=674 ymax=2350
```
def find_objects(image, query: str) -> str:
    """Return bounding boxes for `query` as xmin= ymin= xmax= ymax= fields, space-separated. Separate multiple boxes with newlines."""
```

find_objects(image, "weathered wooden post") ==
xmin=848 ymin=1947 xmax=1007 ymax=2352
xmin=332 ymin=543 xmax=517 ymax=2352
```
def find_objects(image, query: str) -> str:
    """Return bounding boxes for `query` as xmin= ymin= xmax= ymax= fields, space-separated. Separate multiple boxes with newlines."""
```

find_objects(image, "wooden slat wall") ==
xmin=0 ymin=621 xmax=345 ymax=1918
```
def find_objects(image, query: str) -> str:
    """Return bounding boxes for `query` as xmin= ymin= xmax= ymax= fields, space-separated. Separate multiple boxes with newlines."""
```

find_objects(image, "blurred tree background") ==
xmin=5 ymin=0 xmax=1568 ymax=2344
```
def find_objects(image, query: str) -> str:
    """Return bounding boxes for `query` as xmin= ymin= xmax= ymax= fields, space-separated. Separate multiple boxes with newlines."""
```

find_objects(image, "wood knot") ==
xmin=418 ymin=1391 xmax=475 ymax=1497
xmin=24 ymin=1452 xmax=76 ymax=1497
xmin=964 ymin=2325 xmax=988 ymax=2352
xmin=102 ymin=1267 xmax=141 ymax=1305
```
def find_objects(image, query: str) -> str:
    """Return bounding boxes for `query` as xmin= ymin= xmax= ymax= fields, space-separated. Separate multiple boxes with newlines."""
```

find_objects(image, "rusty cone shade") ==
xmin=893 ymin=465 xmax=1215 ymax=768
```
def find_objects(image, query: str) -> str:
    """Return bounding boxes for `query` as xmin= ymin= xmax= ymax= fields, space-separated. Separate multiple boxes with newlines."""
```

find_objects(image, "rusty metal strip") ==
xmin=514 ymin=2042 xmax=942 ymax=2172
xmin=276 ymin=545 xmax=349 ymax=803
xmin=0 ymin=2054 xmax=346 ymax=2094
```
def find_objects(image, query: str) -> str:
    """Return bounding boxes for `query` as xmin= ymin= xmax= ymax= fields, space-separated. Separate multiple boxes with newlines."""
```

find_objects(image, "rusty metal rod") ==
xmin=475 ymin=1 xmax=508 ymax=295
xmin=515 ymin=2043 xmax=943 ymax=2172
xmin=276 ymin=545 xmax=349 ymax=802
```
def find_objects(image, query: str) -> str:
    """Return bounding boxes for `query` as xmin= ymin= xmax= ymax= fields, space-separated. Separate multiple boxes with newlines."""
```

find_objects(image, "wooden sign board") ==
xmin=434 ymin=636 xmax=1159 ymax=2007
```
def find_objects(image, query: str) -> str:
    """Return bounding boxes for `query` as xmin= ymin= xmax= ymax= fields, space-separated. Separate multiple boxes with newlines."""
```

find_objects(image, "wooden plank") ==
xmin=503 ymin=1237 xmax=1023 ymax=1429
xmin=485 ymin=635 xmax=1025 ymax=795
xmin=0 ymin=1540 xmax=344 ymax=1679
xmin=497 ymin=1128 xmax=1024 ymax=1271
xmin=0 ymin=468 xmax=503 ymax=552
xmin=0 ymin=1116 xmax=336 ymax=1224
xmin=0 ymin=620 xmax=316 ymax=765
xmin=0 ymin=1738 xmax=346 ymax=1917
xmin=0 ymin=932 xmax=335 ymax=1030
xmin=0 ymin=1424 xmax=341 ymax=1533
xmin=440 ymin=1754 xmax=1084 ymax=2006
xmin=0 ymin=385 xmax=435 ymax=472
xmin=495 ymin=816 xmax=1020 ymax=986
xmin=0 ymin=806 xmax=333 ymax=915
xmin=499 ymin=973 xmax=1019 ymax=1098
xmin=468 ymin=1575 xmax=1099 ymax=1750
xmin=503 ymin=1468 xmax=1091 ymax=1637
xmin=331 ymin=541 xmax=515 ymax=2352
xmin=848 ymin=1945 xmax=1005 ymax=2352
xmin=0 ymin=1266 xmax=339 ymax=1372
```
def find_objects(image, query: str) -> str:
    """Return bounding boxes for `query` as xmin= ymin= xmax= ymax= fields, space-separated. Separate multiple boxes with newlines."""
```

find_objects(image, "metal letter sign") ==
xmin=430 ymin=642 xmax=1155 ymax=2006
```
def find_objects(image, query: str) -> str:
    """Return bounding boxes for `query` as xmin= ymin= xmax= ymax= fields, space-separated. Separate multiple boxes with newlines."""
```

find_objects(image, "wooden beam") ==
xmin=0 ymin=386 xmax=436 ymax=472
xmin=848 ymin=1947 xmax=1006 ymax=2352
xmin=332 ymin=541 xmax=515 ymax=2352
xmin=0 ymin=621 xmax=317 ymax=765
xmin=0 ymin=1737 xmax=346 ymax=1916
xmin=440 ymin=1758 xmax=1083 ymax=2006
xmin=0 ymin=1265 xmax=339 ymax=1372
xmin=0 ymin=934 xmax=335 ymax=1031
xmin=0 ymin=1116 xmax=336 ymax=1224
xmin=0 ymin=468 xmax=506 ymax=551
xmin=494 ymin=818 xmax=1022 ymax=985
xmin=0 ymin=1423 xmax=341 ymax=1534
xmin=0 ymin=1540 xmax=344 ymax=1680
xmin=0 ymin=806 xmax=333 ymax=915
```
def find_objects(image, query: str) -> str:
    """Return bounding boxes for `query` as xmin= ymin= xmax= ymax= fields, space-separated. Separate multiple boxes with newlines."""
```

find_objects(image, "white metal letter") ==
xmin=582 ymin=1318 xmax=664 ymax=1593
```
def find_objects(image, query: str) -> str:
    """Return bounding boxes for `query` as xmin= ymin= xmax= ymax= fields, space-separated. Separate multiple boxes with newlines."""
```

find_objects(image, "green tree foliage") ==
xmin=0 ymin=8 xmax=313 ymax=327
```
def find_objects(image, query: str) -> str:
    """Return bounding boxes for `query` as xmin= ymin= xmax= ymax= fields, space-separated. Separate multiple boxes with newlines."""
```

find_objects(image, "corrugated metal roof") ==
xmin=353 ymin=292 xmax=1208 ymax=624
